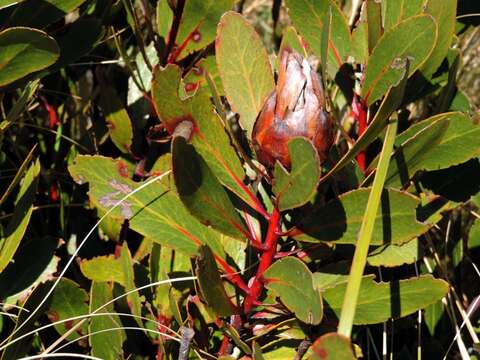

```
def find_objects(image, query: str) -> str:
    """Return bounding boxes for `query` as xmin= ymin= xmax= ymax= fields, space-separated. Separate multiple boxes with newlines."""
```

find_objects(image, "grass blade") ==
xmin=337 ymin=115 xmax=399 ymax=338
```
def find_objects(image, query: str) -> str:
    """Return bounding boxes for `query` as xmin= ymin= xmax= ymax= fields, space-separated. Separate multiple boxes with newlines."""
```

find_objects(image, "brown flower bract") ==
xmin=252 ymin=48 xmax=334 ymax=169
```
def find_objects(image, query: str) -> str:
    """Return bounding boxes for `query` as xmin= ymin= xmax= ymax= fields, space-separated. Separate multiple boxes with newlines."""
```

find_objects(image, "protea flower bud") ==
xmin=252 ymin=48 xmax=334 ymax=169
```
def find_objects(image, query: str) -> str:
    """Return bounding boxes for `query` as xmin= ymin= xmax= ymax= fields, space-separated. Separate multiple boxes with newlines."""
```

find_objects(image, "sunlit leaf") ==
xmin=0 ymin=27 xmax=59 ymax=87
xmin=324 ymin=275 xmax=449 ymax=324
xmin=309 ymin=333 xmax=355 ymax=360
xmin=216 ymin=11 xmax=275 ymax=137
xmin=361 ymin=15 xmax=437 ymax=105
xmin=285 ymin=0 xmax=351 ymax=75
xmin=69 ymin=155 xmax=225 ymax=257
xmin=47 ymin=278 xmax=89 ymax=341
xmin=89 ymin=282 xmax=125 ymax=360
xmin=264 ymin=257 xmax=322 ymax=324
xmin=273 ymin=137 xmax=321 ymax=211
xmin=0 ymin=159 xmax=40 ymax=272
xmin=367 ymin=239 xmax=423 ymax=267
xmin=294 ymin=188 xmax=430 ymax=245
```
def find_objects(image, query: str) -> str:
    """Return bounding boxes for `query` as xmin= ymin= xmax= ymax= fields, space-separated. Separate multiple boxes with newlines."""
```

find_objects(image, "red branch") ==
xmin=243 ymin=207 xmax=281 ymax=313
xmin=353 ymin=95 xmax=368 ymax=172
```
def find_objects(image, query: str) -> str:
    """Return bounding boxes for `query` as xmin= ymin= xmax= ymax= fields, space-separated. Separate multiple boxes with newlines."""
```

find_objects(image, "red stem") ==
xmin=243 ymin=207 xmax=281 ymax=313
xmin=353 ymin=95 xmax=368 ymax=172
xmin=215 ymin=255 xmax=249 ymax=294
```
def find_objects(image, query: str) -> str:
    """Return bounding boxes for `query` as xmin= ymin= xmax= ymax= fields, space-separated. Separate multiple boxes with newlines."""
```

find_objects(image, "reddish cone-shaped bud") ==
xmin=252 ymin=48 xmax=334 ymax=169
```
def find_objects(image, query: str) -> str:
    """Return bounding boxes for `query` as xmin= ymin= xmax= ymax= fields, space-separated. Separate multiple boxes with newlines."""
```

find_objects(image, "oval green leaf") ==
xmin=309 ymin=333 xmax=356 ymax=360
xmin=172 ymin=136 xmax=247 ymax=240
xmin=361 ymin=15 xmax=437 ymax=105
xmin=369 ymin=113 xmax=480 ymax=187
xmin=273 ymin=137 xmax=321 ymax=211
xmin=323 ymin=275 xmax=449 ymax=324
xmin=0 ymin=27 xmax=59 ymax=87
xmin=195 ymin=245 xmax=238 ymax=317
xmin=216 ymin=11 xmax=274 ymax=138
xmin=69 ymin=155 xmax=225 ymax=258
xmin=174 ymin=0 xmax=235 ymax=60
xmin=294 ymin=188 xmax=430 ymax=245
xmin=264 ymin=256 xmax=323 ymax=325
xmin=285 ymin=0 xmax=351 ymax=75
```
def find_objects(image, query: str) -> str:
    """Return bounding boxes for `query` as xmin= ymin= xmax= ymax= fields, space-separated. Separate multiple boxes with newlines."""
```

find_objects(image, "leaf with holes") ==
xmin=151 ymin=64 xmax=257 ymax=210
xmin=69 ymin=155 xmax=225 ymax=257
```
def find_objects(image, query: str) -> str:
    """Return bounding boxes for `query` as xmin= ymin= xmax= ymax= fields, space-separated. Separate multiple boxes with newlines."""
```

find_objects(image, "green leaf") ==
xmin=174 ymin=0 xmax=235 ymax=60
xmin=324 ymin=275 xmax=449 ymax=324
xmin=69 ymin=155 xmax=225 ymax=257
xmin=312 ymin=265 xmax=350 ymax=291
xmin=172 ymin=136 xmax=247 ymax=240
xmin=0 ymin=27 xmax=59 ymax=87
xmin=216 ymin=11 xmax=275 ymax=138
xmin=366 ymin=0 xmax=382 ymax=53
xmin=468 ymin=220 xmax=480 ymax=250
xmin=370 ymin=113 xmax=480 ymax=187
xmin=294 ymin=188 xmax=429 ymax=245
xmin=99 ymin=86 xmax=133 ymax=154
xmin=279 ymin=26 xmax=307 ymax=60
xmin=195 ymin=245 xmax=238 ymax=317
xmin=361 ymin=15 xmax=437 ymax=105
xmin=2 ymin=0 xmax=86 ymax=28
xmin=89 ymin=282 xmax=125 ymax=360
xmin=156 ymin=0 xmax=173 ymax=40
xmin=0 ymin=159 xmax=40 ymax=272
xmin=0 ymin=0 xmax=25 ymax=10
xmin=183 ymin=56 xmax=224 ymax=96
xmin=319 ymin=63 xmax=408 ymax=184
xmin=152 ymin=65 xmax=255 ymax=210
xmin=367 ymin=239 xmax=423 ymax=267
xmin=0 ymin=145 xmax=36 ymax=206
xmin=309 ymin=333 xmax=356 ymax=360
xmin=47 ymin=278 xmax=89 ymax=341
xmin=264 ymin=257 xmax=322 ymax=325
xmin=424 ymin=299 xmax=444 ymax=336
xmin=352 ymin=23 xmax=369 ymax=67
xmin=420 ymin=0 xmax=457 ymax=77
xmin=80 ymin=243 xmax=141 ymax=319
xmin=273 ymin=137 xmax=321 ymax=211
xmin=285 ymin=0 xmax=351 ymax=75
xmin=382 ymin=0 xmax=425 ymax=31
